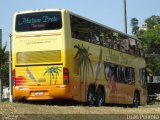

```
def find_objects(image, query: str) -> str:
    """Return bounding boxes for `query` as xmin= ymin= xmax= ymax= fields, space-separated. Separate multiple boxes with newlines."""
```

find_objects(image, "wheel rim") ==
xmin=133 ymin=94 xmax=139 ymax=108
xmin=97 ymin=89 xmax=104 ymax=106
xmin=98 ymin=97 xmax=104 ymax=106
xmin=88 ymin=88 xmax=95 ymax=106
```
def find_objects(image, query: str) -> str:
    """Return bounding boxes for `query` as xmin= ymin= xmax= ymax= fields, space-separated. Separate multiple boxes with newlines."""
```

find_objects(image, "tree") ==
xmin=0 ymin=45 xmax=8 ymax=67
xmin=138 ymin=16 xmax=160 ymax=75
xmin=141 ymin=26 xmax=160 ymax=75
xmin=145 ymin=15 xmax=160 ymax=29
xmin=130 ymin=18 xmax=139 ymax=35
xmin=0 ymin=44 xmax=9 ymax=102
xmin=0 ymin=44 xmax=9 ymax=86
xmin=131 ymin=18 xmax=138 ymax=26
xmin=140 ymin=25 xmax=160 ymax=48
xmin=147 ymin=56 xmax=160 ymax=75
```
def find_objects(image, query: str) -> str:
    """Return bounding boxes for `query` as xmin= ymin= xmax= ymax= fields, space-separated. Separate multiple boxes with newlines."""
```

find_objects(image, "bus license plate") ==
xmin=35 ymin=92 xmax=44 ymax=95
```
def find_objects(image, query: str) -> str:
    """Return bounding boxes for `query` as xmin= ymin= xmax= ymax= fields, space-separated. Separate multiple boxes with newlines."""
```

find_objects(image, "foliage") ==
xmin=0 ymin=45 xmax=8 ymax=66
xmin=137 ymin=15 xmax=160 ymax=75
xmin=130 ymin=18 xmax=139 ymax=35
xmin=139 ymin=25 xmax=160 ymax=48
xmin=130 ymin=18 xmax=139 ymax=26
xmin=0 ymin=44 xmax=9 ymax=86
xmin=145 ymin=15 xmax=160 ymax=29
xmin=146 ymin=56 xmax=160 ymax=75
xmin=1 ymin=62 xmax=9 ymax=86
xmin=132 ymin=26 xmax=139 ymax=35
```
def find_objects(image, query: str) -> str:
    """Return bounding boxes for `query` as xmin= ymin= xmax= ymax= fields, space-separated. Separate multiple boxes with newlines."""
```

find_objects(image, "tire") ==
xmin=133 ymin=92 xmax=140 ymax=108
xmin=96 ymin=88 xmax=105 ymax=106
xmin=87 ymin=87 xmax=95 ymax=106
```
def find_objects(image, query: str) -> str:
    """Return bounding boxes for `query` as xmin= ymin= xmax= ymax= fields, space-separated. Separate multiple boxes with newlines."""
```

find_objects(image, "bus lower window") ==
xmin=140 ymin=68 xmax=147 ymax=88
xmin=104 ymin=63 xmax=118 ymax=82
xmin=105 ymin=62 xmax=135 ymax=84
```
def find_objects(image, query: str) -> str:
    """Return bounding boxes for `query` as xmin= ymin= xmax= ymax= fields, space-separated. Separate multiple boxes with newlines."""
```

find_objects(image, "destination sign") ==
xmin=16 ymin=11 xmax=62 ymax=32
xmin=18 ymin=16 xmax=59 ymax=26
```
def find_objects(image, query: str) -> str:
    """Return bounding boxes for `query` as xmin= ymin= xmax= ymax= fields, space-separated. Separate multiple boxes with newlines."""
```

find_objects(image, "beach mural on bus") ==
xmin=74 ymin=44 xmax=94 ymax=83
xmin=74 ymin=44 xmax=104 ymax=84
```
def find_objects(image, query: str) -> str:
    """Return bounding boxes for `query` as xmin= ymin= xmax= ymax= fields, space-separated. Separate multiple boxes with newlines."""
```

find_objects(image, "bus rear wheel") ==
xmin=96 ymin=88 xmax=105 ymax=106
xmin=133 ymin=92 xmax=140 ymax=108
xmin=87 ymin=87 xmax=95 ymax=106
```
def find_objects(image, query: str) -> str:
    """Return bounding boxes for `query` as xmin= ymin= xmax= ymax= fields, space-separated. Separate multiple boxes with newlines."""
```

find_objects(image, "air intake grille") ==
xmin=16 ymin=50 xmax=61 ymax=64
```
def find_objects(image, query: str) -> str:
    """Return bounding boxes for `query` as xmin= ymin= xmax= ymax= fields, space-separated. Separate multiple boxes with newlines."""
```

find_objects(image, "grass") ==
xmin=0 ymin=102 xmax=160 ymax=120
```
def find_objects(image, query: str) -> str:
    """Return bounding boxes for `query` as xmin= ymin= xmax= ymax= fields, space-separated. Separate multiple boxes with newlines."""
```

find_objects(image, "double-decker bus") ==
xmin=12 ymin=9 xmax=147 ymax=107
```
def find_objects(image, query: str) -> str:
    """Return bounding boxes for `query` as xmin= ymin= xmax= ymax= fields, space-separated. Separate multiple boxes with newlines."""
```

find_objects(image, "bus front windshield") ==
xmin=15 ymin=11 xmax=62 ymax=32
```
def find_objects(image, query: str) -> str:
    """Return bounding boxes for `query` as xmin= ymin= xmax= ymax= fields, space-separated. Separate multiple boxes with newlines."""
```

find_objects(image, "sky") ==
xmin=0 ymin=0 xmax=160 ymax=49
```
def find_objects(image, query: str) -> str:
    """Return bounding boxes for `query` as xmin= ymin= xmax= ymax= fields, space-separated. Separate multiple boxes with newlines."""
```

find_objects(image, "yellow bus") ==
xmin=12 ymin=9 xmax=147 ymax=107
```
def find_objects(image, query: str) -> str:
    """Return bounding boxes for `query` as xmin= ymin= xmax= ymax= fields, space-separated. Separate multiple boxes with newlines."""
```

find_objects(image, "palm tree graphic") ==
xmin=94 ymin=48 xmax=103 ymax=84
xmin=74 ymin=44 xmax=93 ymax=82
xmin=74 ymin=44 xmax=94 ymax=101
xmin=43 ymin=66 xmax=61 ymax=85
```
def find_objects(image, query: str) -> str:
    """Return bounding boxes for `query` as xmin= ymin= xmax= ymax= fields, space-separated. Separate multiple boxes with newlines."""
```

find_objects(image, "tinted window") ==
xmin=140 ymin=68 xmax=147 ymax=88
xmin=16 ymin=12 xmax=62 ymax=32
xmin=70 ymin=15 xmax=144 ymax=57
xmin=104 ymin=62 xmax=135 ymax=85
xmin=105 ymin=64 xmax=110 ymax=80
